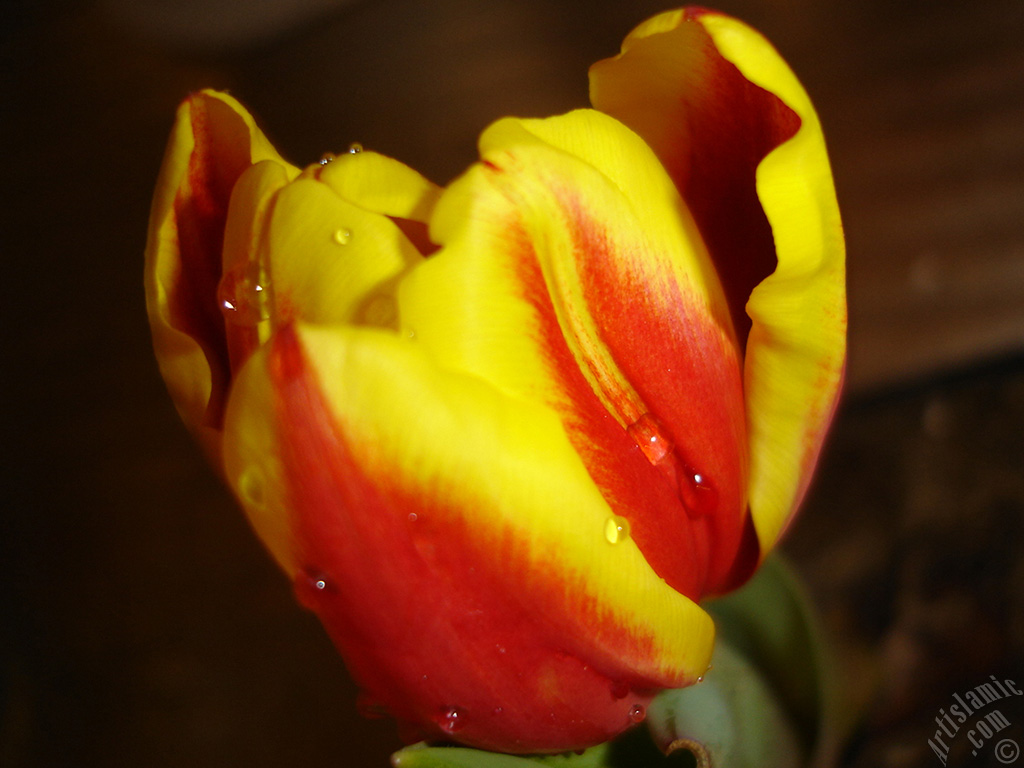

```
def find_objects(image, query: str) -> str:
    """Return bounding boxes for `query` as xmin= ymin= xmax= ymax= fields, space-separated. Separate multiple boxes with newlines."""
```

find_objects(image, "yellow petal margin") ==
xmin=699 ymin=14 xmax=846 ymax=553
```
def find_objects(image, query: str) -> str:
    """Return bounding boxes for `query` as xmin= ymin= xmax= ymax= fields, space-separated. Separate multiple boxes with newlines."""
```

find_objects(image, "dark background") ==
xmin=3 ymin=0 xmax=1024 ymax=766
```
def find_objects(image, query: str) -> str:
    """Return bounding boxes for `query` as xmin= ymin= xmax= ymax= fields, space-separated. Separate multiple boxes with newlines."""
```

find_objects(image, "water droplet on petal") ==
xmin=696 ymin=675 xmax=704 ymax=683
xmin=679 ymin=467 xmax=718 ymax=519
xmin=407 ymin=512 xmax=418 ymax=523
xmin=294 ymin=568 xmax=333 ymax=610
xmin=492 ymin=706 xmax=504 ymax=716
xmin=604 ymin=515 xmax=630 ymax=544
xmin=628 ymin=704 xmax=646 ymax=723
xmin=438 ymin=706 xmax=465 ymax=734
xmin=348 ymin=142 xmax=363 ymax=154
xmin=625 ymin=413 xmax=720 ymax=520
xmin=626 ymin=413 xmax=673 ymax=464
xmin=217 ymin=266 xmax=270 ymax=325
xmin=333 ymin=227 xmax=352 ymax=245
xmin=319 ymin=152 xmax=336 ymax=165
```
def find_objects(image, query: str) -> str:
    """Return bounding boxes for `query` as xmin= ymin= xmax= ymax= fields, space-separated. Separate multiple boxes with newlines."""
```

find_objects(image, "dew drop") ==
xmin=238 ymin=466 xmax=265 ymax=509
xmin=610 ymin=681 xmax=630 ymax=700
xmin=628 ymin=704 xmax=646 ymax=723
xmin=319 ymin=152 xmax=336 ymax=165
xmin=348 ymin=142 xmax=364 ymax=154
xmin=696 ymin=675 xmax=704 ymax=684
xmin=333 ymin=227 xmax=352 ymax=246
xmin=679 ymin=467 xmax=718 ymax=519
xmin=604 ymin=515 xmax=630 ymax=544
xmin=217 ymin=267 xmax=270 ymax=325
xmin=626 ymin=413 xmax=672 ymax=464
xmin=492 ymin=706 xmax=504 ymax=716
xmin=625 ymin=414 xmax=720 ymax=520
xmin=294 ymin=568 xmax=333 ymax=610
xmin=407 ymin=512 xmax=418 ymax=523
xmin=438 ymin=706 xmax=465 ymax=734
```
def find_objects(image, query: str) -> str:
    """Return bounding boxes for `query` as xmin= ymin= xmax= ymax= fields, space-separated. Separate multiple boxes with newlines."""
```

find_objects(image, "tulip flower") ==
xmin=145 ymin=6 xmax=845 ymax=756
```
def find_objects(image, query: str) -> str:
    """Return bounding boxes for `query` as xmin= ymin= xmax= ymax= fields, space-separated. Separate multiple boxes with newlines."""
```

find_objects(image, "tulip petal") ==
xmin=399 ymin=109 xmax=749 ymax=598
xmin=701 ymin=14 xmax=846 ymax=554
xmin=590 ymin=10 xmax=846 ymax=556
xmin=218 ymin=159 xmax=291 ymax=373
xmin=316 ymin=149 xmax=443 ymax=256
xmin=145 ymin=89 xmax=299 ymax=455
xmin=317 ymin=149 xmax=442 ymax=223
xmin=589 ymin=10 xmax=799 ymax=348
xmin=222 ymin=323 xmax=714 ymax=752
xmin=213 ymin=141 xmax=442 ymax=372
xmin=260 ymin=176 xmax=424 ymax=329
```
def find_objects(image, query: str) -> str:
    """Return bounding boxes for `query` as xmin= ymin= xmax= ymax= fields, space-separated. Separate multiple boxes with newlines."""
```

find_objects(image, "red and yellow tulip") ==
xmin=145 ymin=7 xmax=845 ymax=755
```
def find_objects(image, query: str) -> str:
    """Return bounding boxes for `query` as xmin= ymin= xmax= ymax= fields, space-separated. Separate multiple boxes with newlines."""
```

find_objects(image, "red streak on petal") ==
xmin=478 ymin=154 xmax=747 ymax=597
xmin=562 ymin=195 xmax=748 ymax=596
xmin=489 ymin=211 xmax=709 ymax=598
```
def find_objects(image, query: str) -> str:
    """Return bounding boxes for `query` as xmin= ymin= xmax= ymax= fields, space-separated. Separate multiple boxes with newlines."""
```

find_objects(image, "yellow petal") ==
xmin=222 ymin=322 xmax=715 ymax=690
xmin=317 ymin=149 xmax=442 ymax=223
xmin=403 ymin=108 xmax=737 ymax=434
xmin=700 ymin=13 xmax=846 ymax=553
xmin=262 ymin=177 xmax=423 ymax=329
xmin=400 ymin=109 xmax=749 ymax=597
xmin=144 ymin=89 xmax=299 ymax=460
xmin=591 ymin=11 xmax=846 ymax=556
xmin=219 ymin=160 xmax=291 ymax=372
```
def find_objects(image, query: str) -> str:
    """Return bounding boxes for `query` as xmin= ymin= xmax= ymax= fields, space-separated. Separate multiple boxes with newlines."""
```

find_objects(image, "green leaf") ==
xmin=391 ymin=742 xmax=613 ymax=768
xmin=391 ymin=743 xmax=550 ymax=768
xmin=646 ymin=640 xmax=803 ymax=768
xmin=703 ymin=555 xmax=843 ymax=767
xmin=392 ymin=733 xmax=696 ymax=768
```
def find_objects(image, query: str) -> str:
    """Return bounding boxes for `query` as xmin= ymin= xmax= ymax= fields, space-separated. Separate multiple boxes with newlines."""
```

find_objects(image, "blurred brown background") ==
xmin=3 ymin=0 xmax=1023 ymax=766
